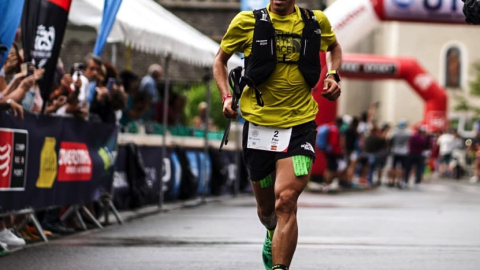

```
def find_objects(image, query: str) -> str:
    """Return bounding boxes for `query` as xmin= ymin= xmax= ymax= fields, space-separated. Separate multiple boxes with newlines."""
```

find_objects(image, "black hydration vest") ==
xmin=243 ymin=7 xmax=322 ymax=89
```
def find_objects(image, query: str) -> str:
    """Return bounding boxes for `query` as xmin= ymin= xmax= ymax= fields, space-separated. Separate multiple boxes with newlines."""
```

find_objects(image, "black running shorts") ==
xmin=242 ymin=120 xmax=317 ymax=182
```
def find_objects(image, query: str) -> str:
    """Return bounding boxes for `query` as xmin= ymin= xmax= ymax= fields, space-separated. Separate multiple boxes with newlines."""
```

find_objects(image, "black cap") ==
xmin=0 ymin=45 xmax=7 ymax=51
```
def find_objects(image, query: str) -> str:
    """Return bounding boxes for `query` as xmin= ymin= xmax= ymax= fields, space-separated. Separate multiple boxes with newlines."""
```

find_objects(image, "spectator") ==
xmin=47 ymin=73 xmax=84 ymax=116
xmin=0 ymin=48 xmax=25 ymax=250
xmin=363 ymin=125 xmax=387 ymax=186
xmin=437 ymin=129 xmax=456 ymax=178
xmin=1 ymin=43 xmax=22 ymax=85
xmin=139 ymin=64 xmax=163 ymax=121
xmin=192 ymin=101 xmax=215 ymax=131
xmin=403 ymin=125 xmax=430 ymax=188
xmin=321 ymin=117 xmax=346 ymax=190
xmin=89 ymin=62 xmax=127 ymax=123
xmin=0 ymin=218 xmax=25 ymax=250
xmin=72 ymin=55 xmax=102 ymax=113
xmin=387 ymin=120 xmax=411 ymax=187
xmin=344 ymin=116 xmax=360 ymax=184
xmin=140 ymin=64 xmax=162 ymax=104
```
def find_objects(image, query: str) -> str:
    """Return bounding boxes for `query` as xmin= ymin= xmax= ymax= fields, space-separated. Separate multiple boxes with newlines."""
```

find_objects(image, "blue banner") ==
xmin=0 ymin=0 xmax=25 ymax=69
xmin=241 ymin=0 xmax=269 ymax=11
xmin=93 ymin=0 xmax=123 ymax=56
xmin=0 ymin=111 xmax=118 ymax=212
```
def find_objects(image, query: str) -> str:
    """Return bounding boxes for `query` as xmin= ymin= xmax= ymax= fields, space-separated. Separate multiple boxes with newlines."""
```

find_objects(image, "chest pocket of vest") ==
xmin=244 ymin=9 xmax=277 ymax=88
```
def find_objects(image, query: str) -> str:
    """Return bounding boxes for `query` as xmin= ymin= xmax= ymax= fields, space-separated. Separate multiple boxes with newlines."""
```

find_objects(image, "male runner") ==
xmin=213 ymin=0 xmax=342 ymax=269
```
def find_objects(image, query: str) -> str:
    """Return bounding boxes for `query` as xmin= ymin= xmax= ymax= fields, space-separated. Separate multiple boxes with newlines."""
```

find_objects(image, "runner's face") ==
xmin=269 ymin=0 xmax=296 ymax=16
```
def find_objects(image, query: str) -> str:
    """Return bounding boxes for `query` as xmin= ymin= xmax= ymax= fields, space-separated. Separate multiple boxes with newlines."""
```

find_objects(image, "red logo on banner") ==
xmin=57 ymin=142 xmax=92 ymax=181
xmin=47 ymin=0 xmax=73 ymax=11
xmin=0 ymin=128 xmax=28 ymax=190
xmin=0 ymin=131 xmax=13 ymax=188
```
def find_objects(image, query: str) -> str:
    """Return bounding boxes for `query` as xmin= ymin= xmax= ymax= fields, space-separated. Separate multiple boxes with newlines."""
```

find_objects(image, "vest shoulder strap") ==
xmin=253 ymin=8 xmax=271 ymax=23
xmin=299 ymin=7 xmax=316 ymax=23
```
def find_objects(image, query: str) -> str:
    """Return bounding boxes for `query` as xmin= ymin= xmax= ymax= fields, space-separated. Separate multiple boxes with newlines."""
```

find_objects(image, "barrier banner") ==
xmin=21 ymin=0 xmax=73 ymax=107
xmin=0 ymin=112 xmax=118 ymax=212
xmin=113 ymin=145 xmax=237 ymax=210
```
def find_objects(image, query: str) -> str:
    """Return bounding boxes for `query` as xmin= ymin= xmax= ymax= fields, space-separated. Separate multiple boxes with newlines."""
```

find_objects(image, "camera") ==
xmin=70 ymin=62 xmax=85 ymax=76
xmin=106 ymin=77 xmax=116 ymax=92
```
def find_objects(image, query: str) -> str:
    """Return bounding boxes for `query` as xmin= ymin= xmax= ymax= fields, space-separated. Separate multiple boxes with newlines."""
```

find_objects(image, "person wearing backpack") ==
xmin=213 ymin=0 xmax=342 ymax=269
xmin=318 ymin=118 xmax=346 ymax=190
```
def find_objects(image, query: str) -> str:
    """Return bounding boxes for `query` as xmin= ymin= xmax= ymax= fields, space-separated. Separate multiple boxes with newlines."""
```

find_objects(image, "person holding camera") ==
xmin=213 ymin=0 xmax=342 ymax=269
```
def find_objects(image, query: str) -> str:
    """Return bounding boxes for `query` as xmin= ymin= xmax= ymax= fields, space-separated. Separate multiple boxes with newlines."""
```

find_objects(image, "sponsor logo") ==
xmin=256 ymin=39 xmax=268 ymax=46
xmin=36 ymin=137 xmax=57 ymax=188
xmin=0 ymin=128 xmax=28 ymax=190
xmin=260 ymin=10 xmax=269 ymax=22
xmin=57 ymin=142 xmax=92 ymax=181
xmin=414 ymin=74 xmax=434 ymax=91
xmin=301 ymin=142 xmax=315 ymax=153
xmin=32 ymin=25 xmax=55 ymax=64
xmin=98 ymin=147 xmax=116 ymax=171
xmin=0 ymin=144 xmax=11 ymax=178
xmin=341 ymin=62 xmax=398 ymax=75
xmin=393 ymin=0 xmax=414 ymax=8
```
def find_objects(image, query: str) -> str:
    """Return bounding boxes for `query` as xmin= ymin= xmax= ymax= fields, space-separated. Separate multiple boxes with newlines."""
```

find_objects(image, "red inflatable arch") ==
xmin=340 ymin=53 xmax=448 ymax=131
xmin=310 ymin=53 xmax=448 ymax=178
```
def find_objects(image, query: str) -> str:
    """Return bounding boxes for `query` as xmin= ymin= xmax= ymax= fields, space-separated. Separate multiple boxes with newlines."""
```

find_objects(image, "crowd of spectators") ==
xmin=313 ymin=103 xmax=478 ymax=192
xmin=0 ymin=31 xmax=192 ymax=253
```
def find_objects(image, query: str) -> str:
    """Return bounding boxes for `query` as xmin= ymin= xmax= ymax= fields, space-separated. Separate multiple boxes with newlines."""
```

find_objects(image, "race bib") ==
xmin=247 ymin=123 xmax=292 ymax=152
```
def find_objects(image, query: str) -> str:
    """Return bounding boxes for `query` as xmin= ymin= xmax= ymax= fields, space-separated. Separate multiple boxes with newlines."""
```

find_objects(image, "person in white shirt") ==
xmin=437 ymin=129 xmax=455 ymax=177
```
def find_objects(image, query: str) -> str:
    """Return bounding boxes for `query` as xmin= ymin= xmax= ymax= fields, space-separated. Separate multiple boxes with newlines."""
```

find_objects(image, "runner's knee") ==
xmin=258 ymin=210 xmax=277 ymax=229
xmin=275 ymin=189 xmax=299 ymax=216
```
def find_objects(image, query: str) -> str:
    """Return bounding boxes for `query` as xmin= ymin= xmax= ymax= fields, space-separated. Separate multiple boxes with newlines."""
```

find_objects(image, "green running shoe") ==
xmin=262 ymin=232 xmax=273 ymax=270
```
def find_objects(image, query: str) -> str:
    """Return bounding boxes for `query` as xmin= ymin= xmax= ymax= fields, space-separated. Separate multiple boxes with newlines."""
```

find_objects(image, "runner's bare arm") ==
xmin=322 ymin=40 xmax=342 ymax=101
xmin=213 ymin=48 xmax=238 ymax=119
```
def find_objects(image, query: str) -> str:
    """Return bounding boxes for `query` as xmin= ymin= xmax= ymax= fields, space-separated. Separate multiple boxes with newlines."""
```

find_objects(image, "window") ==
xmin=445 ymin=47 xmax=461 ymax=88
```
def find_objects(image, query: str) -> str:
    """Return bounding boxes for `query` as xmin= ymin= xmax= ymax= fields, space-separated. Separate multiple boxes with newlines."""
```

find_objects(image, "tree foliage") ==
xmin=470 ymin=61 xmax=480 ymax=96
xmin=184 ymin=82 xmax=228 ymax=129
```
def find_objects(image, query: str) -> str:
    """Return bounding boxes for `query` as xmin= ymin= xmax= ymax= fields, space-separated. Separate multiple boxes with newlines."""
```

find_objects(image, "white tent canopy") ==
xmin=68 ymin=0 xmax=243 ymax=68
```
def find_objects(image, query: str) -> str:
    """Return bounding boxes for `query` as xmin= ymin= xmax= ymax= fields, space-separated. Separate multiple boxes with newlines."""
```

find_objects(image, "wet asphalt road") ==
xmin=2 ymin=178 xmax=480 ymax=270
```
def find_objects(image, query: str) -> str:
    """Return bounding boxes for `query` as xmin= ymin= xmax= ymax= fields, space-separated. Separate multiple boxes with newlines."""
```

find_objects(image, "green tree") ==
xmin=470 ymin=61 xmax=480 ymax=96
xmin=184 ymin=82 xmax=228 ymax=130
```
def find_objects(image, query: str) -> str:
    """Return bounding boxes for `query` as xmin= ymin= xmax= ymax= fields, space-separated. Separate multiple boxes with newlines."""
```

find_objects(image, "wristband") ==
xmin=222 ymin=94 xmax=232 ymax=104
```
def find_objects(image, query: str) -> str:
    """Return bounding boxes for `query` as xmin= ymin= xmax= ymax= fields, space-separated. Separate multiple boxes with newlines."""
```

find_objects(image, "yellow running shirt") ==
xmin=220 ymin=4 xmax=337 ymax=128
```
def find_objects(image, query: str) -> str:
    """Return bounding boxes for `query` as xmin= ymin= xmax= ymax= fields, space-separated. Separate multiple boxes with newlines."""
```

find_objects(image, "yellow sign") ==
xmin=98 ymin=147 xmax=111 ymax=170
xmin=36 ymin=137 xmax=57 ymax=188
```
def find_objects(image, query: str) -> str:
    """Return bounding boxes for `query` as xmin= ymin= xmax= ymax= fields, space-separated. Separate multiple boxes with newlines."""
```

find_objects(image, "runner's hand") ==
xmin=222 ymin=96 xmax=238 ymax=119
xmin=321 ymin=77 xmax=341 ymax=101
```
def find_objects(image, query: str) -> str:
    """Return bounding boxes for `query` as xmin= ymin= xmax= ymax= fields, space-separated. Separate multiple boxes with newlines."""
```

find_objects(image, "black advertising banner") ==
xmin=112 ymin=145 xmax=239 ymax=210
xmin=0 ymin=111 xmax=118 ymax=212
xmin=21 ymin=0 xmax=72 ymax=108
